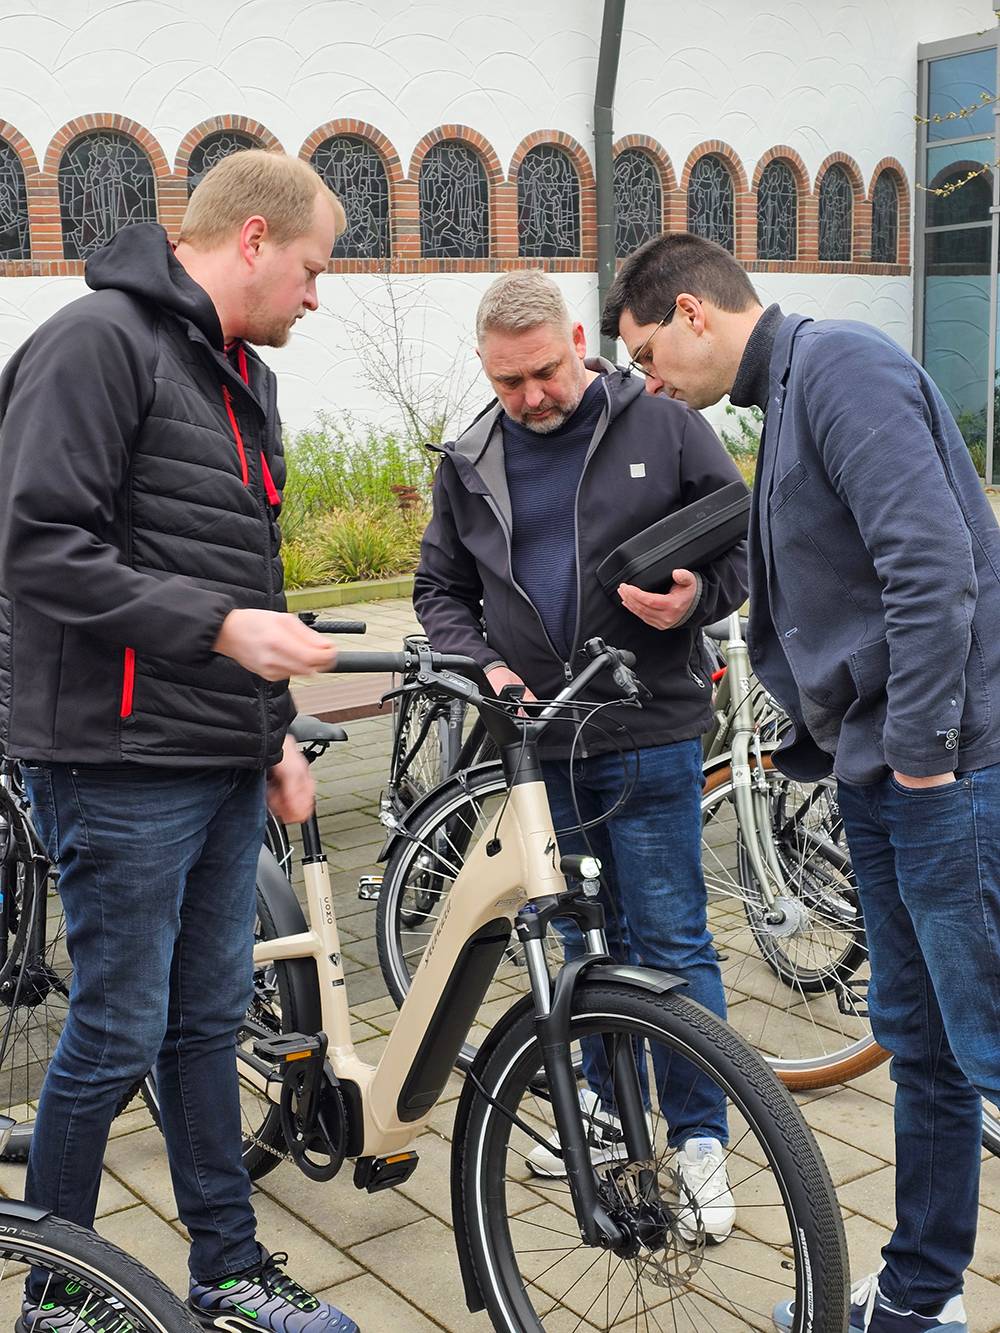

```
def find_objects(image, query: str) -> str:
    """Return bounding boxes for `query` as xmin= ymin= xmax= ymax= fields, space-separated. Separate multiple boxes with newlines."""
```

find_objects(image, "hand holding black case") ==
xmin=596 ymin=479 xmax=751 ymax=597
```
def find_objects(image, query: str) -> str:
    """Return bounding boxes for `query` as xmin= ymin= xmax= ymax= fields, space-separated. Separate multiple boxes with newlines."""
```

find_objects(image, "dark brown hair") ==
xmin=601 ymin=232 xmax=759 ymax=338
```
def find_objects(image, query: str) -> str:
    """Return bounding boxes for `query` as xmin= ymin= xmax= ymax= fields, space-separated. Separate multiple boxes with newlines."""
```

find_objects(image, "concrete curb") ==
xmin=287 ymin=575 xmax=415 ymax=611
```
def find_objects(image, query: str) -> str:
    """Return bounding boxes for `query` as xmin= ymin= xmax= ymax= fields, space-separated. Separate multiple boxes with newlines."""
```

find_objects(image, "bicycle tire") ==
xmin=264 ymin=811 xmax=293 ymax=881
xmin=0 ymin=787 xmax=37 ymax=989
xmin=143 ymin=850 xmax=322 ymax=1181
xmin=460 ymin=980 xmax=848 ymax=1332
xmin=0 ymin=1204 xmax=197 ymax=1329
xmin=702 ymin=756 xmax=887 ymax=1089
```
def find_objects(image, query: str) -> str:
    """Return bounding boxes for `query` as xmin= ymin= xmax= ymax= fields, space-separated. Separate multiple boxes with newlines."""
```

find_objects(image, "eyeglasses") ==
xmin=626 ymin=303 xmax=677 ymax=376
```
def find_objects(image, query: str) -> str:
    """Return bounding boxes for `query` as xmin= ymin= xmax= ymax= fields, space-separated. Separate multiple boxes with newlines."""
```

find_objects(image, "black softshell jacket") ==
xmin=0 ymin=223 xmax=293 ymax=767
xmin=413 ymin=362 xmax=749 ymax=757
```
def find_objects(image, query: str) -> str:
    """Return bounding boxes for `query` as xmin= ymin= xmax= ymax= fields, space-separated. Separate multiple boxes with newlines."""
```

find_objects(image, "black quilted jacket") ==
xmin=0 ymin=223 xmax=293 ymax=767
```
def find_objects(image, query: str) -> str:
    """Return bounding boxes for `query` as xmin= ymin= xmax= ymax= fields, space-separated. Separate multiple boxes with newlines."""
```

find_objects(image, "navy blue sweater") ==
xmin=501 ymin=377 xmax=606 ymax=658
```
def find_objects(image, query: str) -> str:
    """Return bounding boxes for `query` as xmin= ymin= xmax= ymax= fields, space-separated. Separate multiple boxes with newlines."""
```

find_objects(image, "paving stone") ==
xmin=316 ymin=1272 xmax=441 ymax=1330
xmin=103 ymin=1126 xmax=178 ymax=1221
xmin=349 ymin=1215 xmax=494 ymax=1330
xmin=248 ymin=1192 xmax=362 ymax=1288
xmin=801 ymin=1086 xmax=897 ymax=1163
xmin=259 ymin=1160 xmax=427 ymax=1249
xmin=97 ymin=1204 xmax=191 ymax=1296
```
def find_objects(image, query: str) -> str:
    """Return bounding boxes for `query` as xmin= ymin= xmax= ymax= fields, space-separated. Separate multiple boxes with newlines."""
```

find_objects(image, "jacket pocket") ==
xmin=960 ymin=624 xmax=991 ymax=745
xmin=120 ymin=647 xmax=136 ymax=720
xmin=769 ymin=461 xmax=808 ymax=513
xmin=849 ymin=637 xmax=890 ymax=750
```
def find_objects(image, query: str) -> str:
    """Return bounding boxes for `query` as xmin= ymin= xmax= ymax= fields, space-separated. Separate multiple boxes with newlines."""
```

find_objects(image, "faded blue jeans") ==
xmin=542 ymin=739 xmax=729 ymax=1147
xmin=837 ymin=763 xmax=1000 ymax=1310
xmin=20 ymin=762 xmax=267 ymax=1291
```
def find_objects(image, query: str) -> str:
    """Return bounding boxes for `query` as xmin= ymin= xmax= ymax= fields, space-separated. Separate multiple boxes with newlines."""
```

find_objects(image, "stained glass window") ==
xmin=187 ymin=130 xmax=258 ymax=196
xmin=614 ymin=149 xmax=661 ymax=257
xmin=59 ymin=132 xmax=156 ymax=261
xmin=419 ymin=141 xmax=489 ymax=259
xmin=870 ymin=173 xmax=899 ymax=264
xmin=518 ymin=145 xmax=580 ymax=258
xmin=687 ymin=155 xmax=734 ymax=252
xmin=756 ymin=160 xmax=797 ymax=261
xmin=0 ymin=140 xmax=29 ymax=260
xmin=311 ymin=135 xmax=390 ymax=259
xmin=818 ymin=165 xmax=853 ymax=261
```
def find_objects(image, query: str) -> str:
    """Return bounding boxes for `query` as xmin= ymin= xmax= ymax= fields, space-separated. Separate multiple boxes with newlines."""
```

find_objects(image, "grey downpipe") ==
xmin=595 ymin=0 xmax=626 ymax=361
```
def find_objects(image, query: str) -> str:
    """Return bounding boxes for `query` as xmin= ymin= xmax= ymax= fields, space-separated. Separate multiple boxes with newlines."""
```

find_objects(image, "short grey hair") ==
xmin=475 ymin=270 xmax=572 ymax=345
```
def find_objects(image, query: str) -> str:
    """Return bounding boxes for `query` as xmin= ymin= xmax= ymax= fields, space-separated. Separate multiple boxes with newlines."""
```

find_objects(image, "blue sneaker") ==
xmin=189 ymin=1249 xmax=360 ymax=1331
xmin=773 ymin=1271 xmax=967 ymax=1331
xmin=17 ymin=1287 xmax=135 ymax=1331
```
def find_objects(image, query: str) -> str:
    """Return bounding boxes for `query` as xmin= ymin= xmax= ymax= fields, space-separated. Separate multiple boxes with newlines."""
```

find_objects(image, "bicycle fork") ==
xmin=515 ymin=880 xmax=656 ymax=1251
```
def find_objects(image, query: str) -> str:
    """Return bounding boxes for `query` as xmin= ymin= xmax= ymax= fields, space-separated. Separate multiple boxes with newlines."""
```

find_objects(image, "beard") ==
xmin=514 ymin=383 xmax=586 ymax=435
xmin=243 ymin=281 xmax=298 ymax=349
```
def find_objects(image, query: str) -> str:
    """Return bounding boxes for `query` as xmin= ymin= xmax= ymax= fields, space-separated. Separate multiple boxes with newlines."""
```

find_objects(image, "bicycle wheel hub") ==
xmin=762 ymin=895 xmax=812 ymax=938
xmin=601 ymin=1162 xmax=704 ymax=1285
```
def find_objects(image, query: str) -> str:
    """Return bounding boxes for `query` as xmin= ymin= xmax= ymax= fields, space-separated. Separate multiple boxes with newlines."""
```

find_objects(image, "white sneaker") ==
xmin=526 ymin=1089 xmax=631 ymax=1178
xmin=674 ymin=1136 xmax=736 ymax=1244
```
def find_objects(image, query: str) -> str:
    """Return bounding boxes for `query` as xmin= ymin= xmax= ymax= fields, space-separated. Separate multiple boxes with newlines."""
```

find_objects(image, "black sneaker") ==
xmin=17 ymin=1281 xmax=137 ymax=1331
xmin=189 ymin=1249 xmax=359 ymax=1331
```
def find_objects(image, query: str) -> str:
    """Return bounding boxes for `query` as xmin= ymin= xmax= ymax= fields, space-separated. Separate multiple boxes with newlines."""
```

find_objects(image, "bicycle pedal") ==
xmin=252 ymin=1031 xmax=324 ymax=1064
xmin=353 ymin=1151 xmax=419 ymax=1193
xmin=358 ymin=874 xmax=382 ymax=902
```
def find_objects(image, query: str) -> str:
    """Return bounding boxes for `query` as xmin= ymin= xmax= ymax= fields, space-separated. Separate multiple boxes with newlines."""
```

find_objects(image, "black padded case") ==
xmin=596 ymin=479 xmax=751 ymax=597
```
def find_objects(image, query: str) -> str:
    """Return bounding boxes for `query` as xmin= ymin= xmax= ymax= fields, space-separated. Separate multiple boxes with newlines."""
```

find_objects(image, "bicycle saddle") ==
xmin=289 ymin=715 xmax=348 ymax=744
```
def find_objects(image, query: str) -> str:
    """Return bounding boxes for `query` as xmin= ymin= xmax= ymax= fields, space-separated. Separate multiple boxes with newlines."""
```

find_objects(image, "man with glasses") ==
xmin=601 ymin=230 xmax=1000 ymax=1333
xmin=414 ymin=270 xmax=747 ymax=1239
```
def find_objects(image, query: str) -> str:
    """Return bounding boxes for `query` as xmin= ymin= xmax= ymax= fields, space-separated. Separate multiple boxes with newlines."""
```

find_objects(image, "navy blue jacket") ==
xmin=748 ymin=312 xmax=1000 ymax=785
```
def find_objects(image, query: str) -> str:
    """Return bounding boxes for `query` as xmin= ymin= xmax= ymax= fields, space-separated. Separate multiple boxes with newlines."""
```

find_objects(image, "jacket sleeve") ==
xmin=802 ymin=331 xmax=975 ymax=776
xmin=0 ymin=307 xmax=236 ymax=663
xmin=674 ymin=408 xmax=749 ymax=628
xmin=412 ymin=460 xmax=503 ymax=671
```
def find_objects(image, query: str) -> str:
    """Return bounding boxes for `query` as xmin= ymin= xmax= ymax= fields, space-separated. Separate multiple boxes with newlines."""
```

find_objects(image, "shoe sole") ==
xmin=189 ymin=1306 xmax=361 ymax=1333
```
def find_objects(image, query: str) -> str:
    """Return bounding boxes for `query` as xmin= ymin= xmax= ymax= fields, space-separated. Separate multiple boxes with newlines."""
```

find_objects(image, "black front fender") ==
xmin=449 ymin=959 xmax=686 ymax=1313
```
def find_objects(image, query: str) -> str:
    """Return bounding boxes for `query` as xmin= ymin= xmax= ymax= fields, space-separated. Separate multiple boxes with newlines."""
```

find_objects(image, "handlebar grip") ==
xmin=328 ymin=651 xmax=405 ymax=674
xmin=311 ymin=620 xmax=367 ymax=634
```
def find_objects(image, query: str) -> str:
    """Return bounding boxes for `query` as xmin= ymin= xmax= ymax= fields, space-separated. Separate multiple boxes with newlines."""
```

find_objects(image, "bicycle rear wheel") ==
xmin=460 ymin=980 xmax=848 ymax=1331
xmin=0 ymin=1203 xmax=197 ymax=1329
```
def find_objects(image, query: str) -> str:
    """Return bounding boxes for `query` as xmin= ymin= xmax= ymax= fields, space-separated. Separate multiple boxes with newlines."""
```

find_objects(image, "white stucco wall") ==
xmin=0 ymin=0 xmax=995 ymax=435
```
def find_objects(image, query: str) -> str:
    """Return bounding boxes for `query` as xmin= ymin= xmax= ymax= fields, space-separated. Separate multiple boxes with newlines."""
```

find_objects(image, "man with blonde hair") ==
xmin=0 ymin=151 xmax=360 ymax=1331
xmin=414 ymin=270 xmax=747 ymax=1238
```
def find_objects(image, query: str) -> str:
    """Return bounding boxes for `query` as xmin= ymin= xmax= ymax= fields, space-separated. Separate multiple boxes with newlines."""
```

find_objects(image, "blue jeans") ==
xmin=837 ymin=764 xmax=1000 ymax=1309
xmin=21 ymin=762 xmax=267 ymax=1289
xmin=542 ymin=739 xmax=728 ymax=1146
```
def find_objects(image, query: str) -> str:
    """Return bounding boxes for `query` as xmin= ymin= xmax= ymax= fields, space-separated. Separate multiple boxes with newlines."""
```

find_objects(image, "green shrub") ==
xmin=720 ymin=403 xmax=763 ymax=460
xmin=314 ymin=507 xmax=425 ymax=584
xmin=281 ymin=414 xmax=433 ymax=540
xmin=280 ymin=538 xmax=332 ymax=591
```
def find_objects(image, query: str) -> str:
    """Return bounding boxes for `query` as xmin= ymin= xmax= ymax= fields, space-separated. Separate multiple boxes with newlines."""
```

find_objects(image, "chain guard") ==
xmin=279 ymin=1067 xmax=349 ymax=1182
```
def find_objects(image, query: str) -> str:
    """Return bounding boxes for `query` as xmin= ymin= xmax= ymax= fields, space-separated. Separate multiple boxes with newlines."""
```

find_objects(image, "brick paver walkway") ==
xmin=1 ymin=598 xmax=998 ymax=1329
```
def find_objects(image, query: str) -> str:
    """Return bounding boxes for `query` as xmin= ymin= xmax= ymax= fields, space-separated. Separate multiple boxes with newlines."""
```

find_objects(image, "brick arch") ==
xmin=867 ymin=157 xmax=911 ymax=266
xmin=752 ymin=145 xmax=810 ymax=196
xmin=174 ymin=116 xmax=283 ymax=175
xmin=0 ymin=121 xmax=40 ymax=178
xmin=814 ymin=152 xmax=866 ymax=262
xmin=680 ymin=141 xmax=748 ymax=194
xmin=613 ymin=135 xmax=676 ymax=193
xmin=300 ymin=120 xmax=403 ymax=183
xmin=45 ymin=115 xmax=170 ymax=179
xmin=407 ymin=125 xmax=504 ymax=185
xmin=508 ymin=130 xmax=595 ymax=190
xmin=813 ymin=151 xmax=864 ymax=198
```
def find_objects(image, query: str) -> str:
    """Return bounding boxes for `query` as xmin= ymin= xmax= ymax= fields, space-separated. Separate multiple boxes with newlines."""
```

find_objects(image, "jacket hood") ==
xmin=85 ymin=223 xmax=224 ymax=349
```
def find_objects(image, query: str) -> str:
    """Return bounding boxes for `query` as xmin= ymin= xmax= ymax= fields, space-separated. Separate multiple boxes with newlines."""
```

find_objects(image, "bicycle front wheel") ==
xmin=0 ymin=1205 xmax=197 ymax=1329
xmin=461 ymin=980 xmax=848 ymax=1332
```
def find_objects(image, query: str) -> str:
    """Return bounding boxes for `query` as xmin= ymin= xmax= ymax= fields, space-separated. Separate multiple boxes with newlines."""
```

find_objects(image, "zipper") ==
xmin=566 ymin=380 xmax=613 ymax=671
xmin=222 ymin=386 xmax=249 ymax=485
xmin=120 ymin=647 xmax=135 ymax=719
xmin=483 ymin=495 xmax=573 ymax=682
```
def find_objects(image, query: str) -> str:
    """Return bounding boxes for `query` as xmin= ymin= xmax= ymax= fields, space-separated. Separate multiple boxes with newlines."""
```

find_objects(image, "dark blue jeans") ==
xmin=542 ymin=739 xmax=728 ymax=1146
xmin=21 ymin=762 xmax=267 ymax=1289
xmin=837 ymin=764 xmax=1000 ymax=1309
